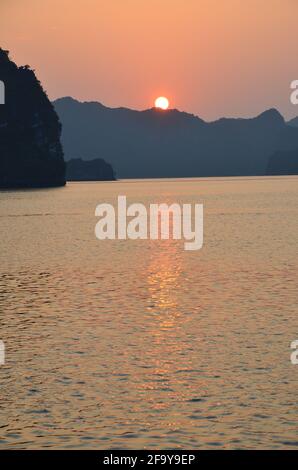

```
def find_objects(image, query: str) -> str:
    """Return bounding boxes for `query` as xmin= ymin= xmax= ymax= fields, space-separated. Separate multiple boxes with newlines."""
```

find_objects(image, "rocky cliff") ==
xmin=0 ymin=49 xmax=65 ymax=188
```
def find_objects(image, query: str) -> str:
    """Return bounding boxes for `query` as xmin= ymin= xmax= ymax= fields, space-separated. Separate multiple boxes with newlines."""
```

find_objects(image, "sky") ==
xmin=0 ymin=0 xmax=298 ymax=120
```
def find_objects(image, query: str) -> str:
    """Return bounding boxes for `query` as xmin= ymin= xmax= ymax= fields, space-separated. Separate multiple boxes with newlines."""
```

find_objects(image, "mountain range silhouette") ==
xmin=54 ymin=97 xmax=298 ymax=178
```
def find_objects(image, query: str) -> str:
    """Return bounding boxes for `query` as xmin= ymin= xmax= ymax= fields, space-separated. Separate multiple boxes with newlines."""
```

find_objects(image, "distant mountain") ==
xmin=54 ymin=97 xmax=298 ymax=179
xmin=66 ymin=158 xmax=115 ymax=181
xmin=287 ymin=116 xmax=298 ymax=127
xmin=0 ymin=49 xmax=65 ymax=188
xmin=267 ymin=149 xmax=298 ymax=175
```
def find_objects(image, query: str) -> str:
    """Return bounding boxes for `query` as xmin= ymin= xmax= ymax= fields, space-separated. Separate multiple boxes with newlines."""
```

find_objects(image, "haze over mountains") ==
xmin=54 ymin=97 xmax=298 ymax=179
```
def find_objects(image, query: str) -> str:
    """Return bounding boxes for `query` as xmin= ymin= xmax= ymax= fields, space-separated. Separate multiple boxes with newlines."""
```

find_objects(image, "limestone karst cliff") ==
xmin=0 ymin=49 xmax=65 ymax=188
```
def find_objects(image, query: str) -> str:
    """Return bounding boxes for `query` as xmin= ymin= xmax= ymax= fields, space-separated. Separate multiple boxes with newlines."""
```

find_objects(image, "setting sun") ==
xmin=155 ymin=96 xmax=169 ymax=110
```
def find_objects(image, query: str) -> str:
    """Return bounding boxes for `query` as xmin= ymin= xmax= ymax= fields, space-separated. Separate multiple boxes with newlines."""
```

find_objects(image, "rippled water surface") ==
xmin=0 ymin=177 xmax=297 ymax=449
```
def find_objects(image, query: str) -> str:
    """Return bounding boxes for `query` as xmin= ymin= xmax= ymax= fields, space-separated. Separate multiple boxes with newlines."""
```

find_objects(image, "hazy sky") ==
xmin=1 ymin=0 xmax=298 ymax=120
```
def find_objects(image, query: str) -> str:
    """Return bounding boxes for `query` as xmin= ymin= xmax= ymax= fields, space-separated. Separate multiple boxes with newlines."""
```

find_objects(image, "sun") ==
xmin=155 ymin=96 xmax=169 ymax=110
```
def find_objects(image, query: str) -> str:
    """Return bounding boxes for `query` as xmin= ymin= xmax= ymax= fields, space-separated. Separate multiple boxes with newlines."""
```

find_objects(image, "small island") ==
xmin=0 ymin=49 xmax=65 ymax=188
xmin=66 ymin=158 xmax=116 ymax=181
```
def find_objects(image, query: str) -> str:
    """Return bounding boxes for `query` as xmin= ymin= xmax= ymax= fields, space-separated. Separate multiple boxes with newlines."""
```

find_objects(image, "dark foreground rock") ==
xmin=0 ymin=49 xmax=65 ymax=188
xmin=66 ymin=158 xmax=116 ymax=181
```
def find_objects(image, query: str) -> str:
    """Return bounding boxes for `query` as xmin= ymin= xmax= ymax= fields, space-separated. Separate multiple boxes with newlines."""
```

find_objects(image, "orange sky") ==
xmin=0 ymin=0 xmax=297 ymax=120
